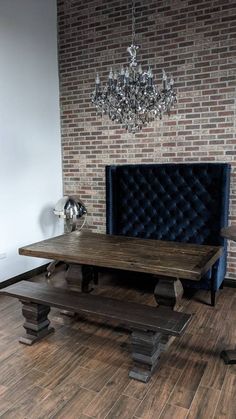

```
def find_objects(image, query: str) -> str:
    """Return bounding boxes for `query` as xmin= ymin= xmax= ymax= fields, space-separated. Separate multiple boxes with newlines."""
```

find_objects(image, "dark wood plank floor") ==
xmin=0 ymin=270 xmax=235 ymax=419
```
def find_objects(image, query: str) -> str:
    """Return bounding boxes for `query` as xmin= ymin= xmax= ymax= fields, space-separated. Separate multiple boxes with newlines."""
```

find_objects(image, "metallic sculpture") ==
xmin=54 ymin=196 xmax=87 ymax=232
xmin=46 ymin=196 xmax=87 ymax=278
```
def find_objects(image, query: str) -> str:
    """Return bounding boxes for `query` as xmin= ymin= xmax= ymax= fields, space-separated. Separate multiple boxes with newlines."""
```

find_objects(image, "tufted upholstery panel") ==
xmin=106 ymin=163 xmax=231 ymax=291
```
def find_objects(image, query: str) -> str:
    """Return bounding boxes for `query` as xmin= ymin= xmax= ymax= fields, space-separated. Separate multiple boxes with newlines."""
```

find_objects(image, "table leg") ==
xmin=65 ymin=264 xmax=97 ymax=293
xmin=154 ymin=277 xmax=184 ymax=352
xmin=62 ymin=264 xmax=98 ymax=317
xmin=81 ymin=265 xmax=97 ymax=293
xmin=154 ymin=276 xmax=184 ymax=310
xmin=220 ymin=350 xmax=236 ymax=364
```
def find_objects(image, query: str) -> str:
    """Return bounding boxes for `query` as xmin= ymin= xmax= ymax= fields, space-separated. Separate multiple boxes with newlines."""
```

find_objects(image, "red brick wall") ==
xmin=57 ymin=0 xmax=236 ymax=279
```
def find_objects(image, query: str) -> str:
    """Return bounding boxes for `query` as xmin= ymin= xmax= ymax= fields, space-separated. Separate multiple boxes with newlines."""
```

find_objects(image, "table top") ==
xmin=19 ymin=231 xmax=222 ymax=281
xmin=221 ymin=226 xmax=236 ymax=242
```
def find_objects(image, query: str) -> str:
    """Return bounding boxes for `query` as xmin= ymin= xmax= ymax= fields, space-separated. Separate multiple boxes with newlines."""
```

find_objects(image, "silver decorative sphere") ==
xmin=54 ymin=196 xmax=87 ymax=232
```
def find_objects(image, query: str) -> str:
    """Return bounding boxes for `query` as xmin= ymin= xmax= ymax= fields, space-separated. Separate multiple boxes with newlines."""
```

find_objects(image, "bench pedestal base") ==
xmin=129 ymin=330 xmax=162 ymax=383
xmin=19 ymin=301 xmax=54 ymax=346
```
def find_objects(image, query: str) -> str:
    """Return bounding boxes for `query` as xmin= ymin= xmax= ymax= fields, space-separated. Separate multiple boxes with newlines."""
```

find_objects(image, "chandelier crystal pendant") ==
xmin=91 ymin=1 xmax=177 ymax=133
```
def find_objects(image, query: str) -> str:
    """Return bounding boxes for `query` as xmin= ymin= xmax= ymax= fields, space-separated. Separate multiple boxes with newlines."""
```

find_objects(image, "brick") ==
xmin=58 ymin=0 xmax=236 ymax=279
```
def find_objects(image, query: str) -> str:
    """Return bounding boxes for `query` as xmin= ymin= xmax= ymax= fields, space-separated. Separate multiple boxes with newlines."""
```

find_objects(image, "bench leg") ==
xmin=19 ymin=301 xmax=54 ymax=345
xmin=129 ymin=330 xmax=162 ymax=383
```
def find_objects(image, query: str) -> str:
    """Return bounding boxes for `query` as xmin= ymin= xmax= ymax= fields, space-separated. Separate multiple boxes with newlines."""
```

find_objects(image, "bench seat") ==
xmin=0 ymin=280 xmax=191 ymax=382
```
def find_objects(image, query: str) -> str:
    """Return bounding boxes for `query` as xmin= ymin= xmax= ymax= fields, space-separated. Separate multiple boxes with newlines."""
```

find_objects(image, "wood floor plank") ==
xmin=0 ymin=360 xmax=40 ymax=389
xmin=52 ymin=387 xmax=96 ymax=419
xmin=0 ymin=368 xmax=45 ymax=405
xmin=186 ymin=386 xmax=221 ymax=419
xmin=214 ymin=372 xmax=236 ymax=419
xmin=166 ymin=331 xmax=216 ymax=372
xmin=55 ymin=415 xmax=92 ymax=419
xmin=0 ymin=385 xmax=51 ymax=419
xmin=158 ymin=404 xmax=188 ymax=419
xmin=37 ymin=345 xmax=91 ymax=390
xmin=0 ymin=400 xmax=13 ymax=417
xmin=168 ymin=359 xmax=207 ymax=409
xmin=63 ymin=362 xmax=120 ymax=393
xmin=105 ymin=395 xmax=140 ymax=419
xmin=0 ymin=385 xmax=6 ymax=396
xmin=84 ymin=366 xmax=131 ymax=418
xmin=200 ymin=337 xmax=228 ymax=390
xmin=24 ymin=370 xmax=87 ymax=418
xmin=122 ymin=374 xmax=155 ymax=401
xmin=134 ymin=367 xmax=181 ymax=419
xmin=32 ymin=341 xmax=86 ymax=375
xmin=78 ymin=332 xmax=128 ymax=371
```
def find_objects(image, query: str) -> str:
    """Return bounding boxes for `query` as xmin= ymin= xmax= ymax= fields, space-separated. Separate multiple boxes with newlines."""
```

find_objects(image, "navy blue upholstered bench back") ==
xmin=106 ymin=163 xmax=230 ymax=292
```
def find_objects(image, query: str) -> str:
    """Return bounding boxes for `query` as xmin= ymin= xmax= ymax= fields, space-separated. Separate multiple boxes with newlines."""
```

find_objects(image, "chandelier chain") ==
xmin=132 ymin=0 xmax=136 ymax=45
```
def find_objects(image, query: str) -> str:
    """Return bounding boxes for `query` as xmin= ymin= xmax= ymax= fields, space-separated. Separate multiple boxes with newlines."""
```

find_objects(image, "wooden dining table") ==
xmin=19 ymin=230 xmax=222 ymax=310
xmin=220 ymin=226 xmax=236 ymax=364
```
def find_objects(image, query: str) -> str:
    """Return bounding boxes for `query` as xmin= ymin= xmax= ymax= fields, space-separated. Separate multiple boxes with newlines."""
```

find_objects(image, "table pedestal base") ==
xmin=63 ymin=264 xmax=98 ymax=316
xmin=65 ymin=264 xmax=98 ymax=293
xmin=220 ymin=350 xmax=236 ymax=365
xmin=154 ymin=277 xmax=183 ymax=310
xmin=152 ymin=277 xmax=184 ymax=356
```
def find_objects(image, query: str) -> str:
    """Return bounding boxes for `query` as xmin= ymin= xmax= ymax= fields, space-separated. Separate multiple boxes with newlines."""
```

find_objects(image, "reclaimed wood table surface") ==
xmin=19 ymin=231 xmax=222 ymax=310
xmin=220 ymin=226 xmax=236 ymax=364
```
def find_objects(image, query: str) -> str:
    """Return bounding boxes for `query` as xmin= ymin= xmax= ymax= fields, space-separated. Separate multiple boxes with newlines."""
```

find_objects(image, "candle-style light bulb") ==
xmin=95 ymin=73 xmax=100 ymax=84
xmin=138 ymin=64 xmax=142 ymax=74
xmin=109 ymin=68 xmax=113 ymax=79
xmin=113 ymin=71 xmax=118 ymax=87
xmin=170 ymin=75 xmax=174 ymax=87
xmin=120 ymin=66 xmax=125 ymax=76
xmin=162 ymin=69 xmax=167 ymax=90
xmin=147 ymin=67 xmax=153 ymax=78
xmin=147 ymin=67 xmax=153 ymax=87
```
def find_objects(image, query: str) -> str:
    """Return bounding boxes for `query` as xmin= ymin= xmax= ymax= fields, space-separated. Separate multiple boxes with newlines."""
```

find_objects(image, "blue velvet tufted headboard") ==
xmin=106 ymin=163 xmax=230 ymax=292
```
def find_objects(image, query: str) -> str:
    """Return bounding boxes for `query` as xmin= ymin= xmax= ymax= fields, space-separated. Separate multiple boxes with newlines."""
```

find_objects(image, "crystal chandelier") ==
xmin=91 ymin=1 xmax=177 ymax=133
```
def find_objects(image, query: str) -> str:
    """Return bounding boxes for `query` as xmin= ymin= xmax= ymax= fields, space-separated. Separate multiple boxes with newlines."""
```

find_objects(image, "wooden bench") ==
xmin=0 ymin=280 xmax=191 ymax=382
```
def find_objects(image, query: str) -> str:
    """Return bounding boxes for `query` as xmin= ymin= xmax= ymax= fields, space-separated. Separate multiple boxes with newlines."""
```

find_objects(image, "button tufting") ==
xmin=114 ymin=163 xmax=227 ymax=245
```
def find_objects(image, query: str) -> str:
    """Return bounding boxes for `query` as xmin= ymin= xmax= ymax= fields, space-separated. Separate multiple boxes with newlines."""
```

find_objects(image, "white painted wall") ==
xmin=0 ymin=0 xmax=63 ymax=281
